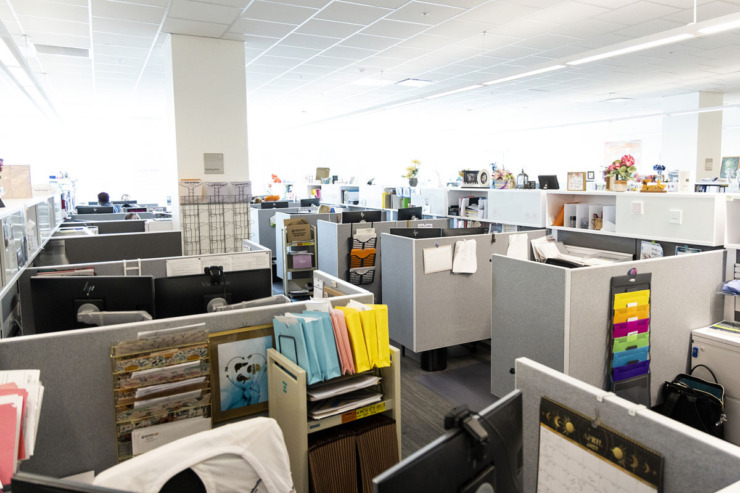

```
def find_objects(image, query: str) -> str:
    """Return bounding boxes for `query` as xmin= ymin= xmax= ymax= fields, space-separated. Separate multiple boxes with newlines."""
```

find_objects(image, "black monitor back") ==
xmin=30 ymin=276 xmax=155 ymax=333
xmin=441 ymin=227 xmax=489 ymax=237
xmin=112 ymin=200 xmax=137 ymax=204
xmin=373 ymin=390 xmax=523 ymax=493
xmin=77 ymin=206 xmax=114 ymax=214
xmin=341 ymin=210 xmax=382 ymax=224
xmin=389 ymin=228 xmax=442 ymax=239
xmin=256 ymin=201 xmax=289 ymax=209
xmin=397 ymin=207 xmax=423 ymax=221
xmin=300 ymin=198 xmax=320 ymax=207
xmin=154 ymin=268 xmax=272 ymax=319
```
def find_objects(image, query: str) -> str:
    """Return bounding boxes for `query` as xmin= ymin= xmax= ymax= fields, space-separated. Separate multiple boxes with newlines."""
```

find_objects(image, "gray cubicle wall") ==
xmin=516 ymin=358 xmax=740 ymax=493
xmin=19 ymin=248 xmax=271 ymax=335
xmin=274 ymin=212 xmax=340 ymax=280
xmin=0 ymin=271 xmax=371 ymax=479
xmin=33 ymin=231 xmax=182 ymax=266
xmin=554 ymin=229 xmax=724 ymax=258
xmin=382 ymin=229 xmax=547 ymax=352
xmin=60 ymin=220 xmax=147 ymax=234
xmin=491 ymin=250 xmax=725 ymax=400
xmin=249 ymin=206 xmax=299 ymax=256
xmin=70 ymin=213 xmax=157 ymax=221
xmin=317 ymin=218 xmax=448 ymax=303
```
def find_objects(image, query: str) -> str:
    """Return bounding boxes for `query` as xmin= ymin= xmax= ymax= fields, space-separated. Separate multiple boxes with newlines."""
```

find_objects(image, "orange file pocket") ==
xmin=350 ymin=249 xmax=376 ymax=269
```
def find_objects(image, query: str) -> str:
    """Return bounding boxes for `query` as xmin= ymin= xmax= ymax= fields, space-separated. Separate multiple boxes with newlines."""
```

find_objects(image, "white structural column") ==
xmin=661 ymin=92 xmax=723 ymax=181
xmin=168 ymin=34 xmax=250 ymax=254
xmin=170 ymin=34 xmax=249 ymax=182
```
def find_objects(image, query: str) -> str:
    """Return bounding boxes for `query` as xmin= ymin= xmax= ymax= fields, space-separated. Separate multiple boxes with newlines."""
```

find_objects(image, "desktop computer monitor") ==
xmin=397 ymin=207 xmax=423 ymax=221
xmin=300 ymin=198 xmax=320 ymax=207
xmin=373 ymin=390 xmax=523 ymax=493
xmin=441 ymin=227 xmax=489 ymax=237
xmin=76 ymin=206 xmax=114 ymax=214
xmin=30 ymin=276 xmax=155 ymax=333
xmin=537 ymin=175 xmax=560 ymax=190
xmin=124 ymin=207 xmax=147 ymax=213
xmin=154 ymin=267 xmax=273 ymax=319
xmin=389 ymin=228 xmax=442 ymax=239
xmin=112 ymin=200 xmax=137 ymax=205
xmin=341 ymin=210 xmax=382 ymax=224
xmin=256 ymin=201 xmax=289 ymax=209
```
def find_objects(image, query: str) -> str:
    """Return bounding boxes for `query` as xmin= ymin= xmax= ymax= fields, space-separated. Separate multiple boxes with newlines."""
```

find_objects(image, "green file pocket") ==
xmin=349 ymin=267 xmax=375 ymax=285
xmin=613 ymin=332 xmax=650 ymax=352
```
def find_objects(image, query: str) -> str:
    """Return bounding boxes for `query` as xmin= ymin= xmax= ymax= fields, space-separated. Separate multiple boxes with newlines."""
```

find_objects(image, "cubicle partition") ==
xmin=491 ymin=250 xmax=725 ymax=400
xmin=59 ymin=220 xmax=148 ymax=235
xmin=516 ymin=358 xmax=740 ymax=492
xmin=317 ymin=218 xmax=448 ymax=303
xmin=70 ymin=213 xmax=159 ymax=221
xmin=273 ymin=211 xmax=340 ymax=280
xmin=33 ymin=231 xmax=182 ymax=267
xmin=382 ymin=229 xmax=547 ymax=367
xmin=249 ymin=206 xmax=300 ymax=256
xmin=0 ymin=271 xmax=372 ymax=479
xmin=19 ymin=248 xmax=271 ymax=334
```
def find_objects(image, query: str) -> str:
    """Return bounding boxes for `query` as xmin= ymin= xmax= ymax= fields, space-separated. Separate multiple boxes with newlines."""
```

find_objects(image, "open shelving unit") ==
xmin=267 ymin=346 xmax=401 ymax=493
xmin=282 ymin=225 xmax=317 ymax=300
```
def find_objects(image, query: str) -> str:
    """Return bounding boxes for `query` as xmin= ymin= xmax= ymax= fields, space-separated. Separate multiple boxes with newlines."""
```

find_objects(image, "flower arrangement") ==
xmin=491 ymin=163 xmax=515 ymax=188
xmin=404 ymin=160 xmax=420 ymax=179
xmin=0 ymin=158 xmax=3 ymax=179
xmin=605 ymin=155 xmax=636 ymax=181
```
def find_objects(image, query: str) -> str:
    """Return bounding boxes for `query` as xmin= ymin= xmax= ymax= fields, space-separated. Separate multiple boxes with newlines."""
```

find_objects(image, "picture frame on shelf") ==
xmin=720 ymin=157 xmax=739 ymax=179
xmin=209 ymin=324 xmax=274 ymax=423
xmin=567 ymin=172 xmax=587 ymax=191
xmin=587 ymin=171 xmax=595 ymax=181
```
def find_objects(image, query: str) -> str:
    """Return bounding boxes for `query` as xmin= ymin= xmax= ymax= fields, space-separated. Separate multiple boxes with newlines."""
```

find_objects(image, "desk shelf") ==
xmin=267 ymin=346 xmax=401 ymax=493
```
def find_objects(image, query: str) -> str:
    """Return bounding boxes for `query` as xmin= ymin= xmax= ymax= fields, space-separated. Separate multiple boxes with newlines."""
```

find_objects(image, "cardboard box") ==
xmin=285 ymin=218 xmax=311 ymax=243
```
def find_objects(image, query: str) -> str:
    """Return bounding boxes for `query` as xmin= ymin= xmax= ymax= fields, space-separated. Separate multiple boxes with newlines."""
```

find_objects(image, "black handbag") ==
xmin=652 ymin=364 xmax=726 ymax=439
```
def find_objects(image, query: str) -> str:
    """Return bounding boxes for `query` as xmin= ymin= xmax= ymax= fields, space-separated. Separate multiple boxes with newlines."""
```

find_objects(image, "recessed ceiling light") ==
xmin=34 ymin=44 xmax=89 ymax=57
xmin=396 ymin=78 xmax=434 ymax=87
xmin=603 ymin=97 xmax=634 ymax=103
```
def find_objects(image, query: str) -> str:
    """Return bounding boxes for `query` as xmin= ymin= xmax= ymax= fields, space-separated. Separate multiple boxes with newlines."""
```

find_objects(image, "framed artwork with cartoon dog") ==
xmin=209 ymin=324 xmax=274 ymax=422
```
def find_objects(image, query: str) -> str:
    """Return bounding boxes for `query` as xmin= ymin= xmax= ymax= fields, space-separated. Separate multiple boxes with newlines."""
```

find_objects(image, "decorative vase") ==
xmin=613 ymin=180 xmax=628 ymax=192
xmin=408 ymin=177 xmax=418 ymax=187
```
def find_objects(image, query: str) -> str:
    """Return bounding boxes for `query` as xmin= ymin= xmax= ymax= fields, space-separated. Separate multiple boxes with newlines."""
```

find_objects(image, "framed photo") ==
xmin=567 ymin=172 xmax=587 ymax=191
xmin=720 ymin=156 xmax=739 ymax=179
xmin=587 ymin=171 xmax=595 ymax=181
xmin=675 ymin=245 xmax=702 ymax=256
xmin=209 ymin=324 xmax=274 ymax=423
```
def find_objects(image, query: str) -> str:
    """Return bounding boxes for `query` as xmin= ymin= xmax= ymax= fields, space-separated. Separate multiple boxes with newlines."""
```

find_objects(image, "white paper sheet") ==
xmin=423 ymin=245 xmax=453 ymax=274
xmin=506 ymin=234 xmax=529 ymax=260
xmin=452 ymin=239 xmax=477 ymax=274
xmin=132 ymin=417 xmax=211 ymax=456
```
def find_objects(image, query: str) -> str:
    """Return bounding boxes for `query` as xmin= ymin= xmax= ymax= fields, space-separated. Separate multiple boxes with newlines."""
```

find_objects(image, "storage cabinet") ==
xmin=282 ymin=225 xmax=317 ymax=300
xmin=267 ymin=346 xmax=401 ymax=493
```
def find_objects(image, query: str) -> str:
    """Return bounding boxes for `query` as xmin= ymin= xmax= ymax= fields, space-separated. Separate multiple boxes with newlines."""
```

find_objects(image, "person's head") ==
xmin=97 ymin=192 xmax=110 ymax=205
xmin=121 ymin=193 xmax=130 ymax=201
xmin=124 ymin=213 xmax=140 ymax=220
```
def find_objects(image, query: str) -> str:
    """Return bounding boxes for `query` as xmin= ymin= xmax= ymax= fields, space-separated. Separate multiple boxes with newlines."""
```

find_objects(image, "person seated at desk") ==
xmin=125 ymin=212 xmax=140 ymax=220
xmin=98 ymin=192 xmax=121 ymax=212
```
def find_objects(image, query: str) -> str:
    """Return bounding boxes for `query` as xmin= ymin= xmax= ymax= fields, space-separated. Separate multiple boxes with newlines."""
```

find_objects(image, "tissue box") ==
xmin=291 ymin=253 xmax=313 ymax=269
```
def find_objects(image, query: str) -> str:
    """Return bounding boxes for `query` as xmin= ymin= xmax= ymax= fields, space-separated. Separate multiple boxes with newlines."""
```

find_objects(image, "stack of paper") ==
xmin=0 ymin=370 xmax=44 ymax=486
xmin=307 ymin=375 xmax=381 ymax=402
xmin=308 ymin=389 xmax=382 ymax=420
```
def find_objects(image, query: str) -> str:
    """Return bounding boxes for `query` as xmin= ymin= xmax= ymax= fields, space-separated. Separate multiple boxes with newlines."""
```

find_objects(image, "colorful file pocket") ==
xmin=351 ymin=235 xmax=377 ymax=250
xmin=349 ymin=248 xmax=376 ymax=268
xmin=349 ymin=267 xmax=375 ymax=285
xmin=612 ymin=360 xmax=650 ymax=381
xmin=613 ymin=304 xmax=649 ymax=324
xmin=613 ymin=332 xmax=650 ymax=352
xmin=290 ymin=252 xmax=314 ymax=269
xmin=613 ymin=290 xmax=650 ymax=309
xmin=612 ymin=346 xmax=649 ymax=367
xmin=613 ymin=319 xmax=650 ymax=338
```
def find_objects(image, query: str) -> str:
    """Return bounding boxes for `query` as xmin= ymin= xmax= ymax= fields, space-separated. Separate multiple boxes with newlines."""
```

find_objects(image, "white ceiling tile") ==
xmin=525 ymin=1 xmax=609 ymax=24
xmin=280 ymin=32 xmax=340 ymax=49
xmin=457 ymin=1 xmax=536 ymax=24
xmin=485 ymin=44 xmax=538 ymax=59
xmin=377 ymin=44 xmax=427 ymax=59
xmin=226 ymin=33 xmax=279 ymax=47
xmin=548 ymin=18 xmax=627 ymax=38
xmin=242 ymin=1 xmax=318 ymax=24
xmin=613 ymin=18 xmax=685 ymax=38
xmin=19 ymin=15 xmax=89 ymax=37
xmin=28 ymin=32 xmax=90 ymax=50
xmin=399 ymin=33 xmax=458 ymax=49
xmin=315 ymin=1 xmax=391 ymax=24
xmin=12 ymin=0 xmax=88 ymax=22
xmin=594 ymin=2 xmax=682 ymax=25
xmin=266 ymin=0 xmax=330 ymax=9
xmin=339 ymin=33 xmax=399 ymax=50
xmin=169 ymin=0 xmax=240 ymax=24
xmin=426 ymin=0 xmax=487 ymax=8
xmin=93 ymin=18 xmax=159 ymax=36
xmin=321 ymin=44 xmax=376 ymax=58
xmin=161 ymin=17 xmax=228 ymax=37
xmin=263 ymin=44 xmax=322 ymax=58
xmin=296 ymin=19 xmax=363 ymax=38
xmin=349 ymin=0 xmax=407 ymax=8
xmin=360 ymin=19 xmax=429 ymax=38
xmin=488 ymin=18 xmax=559 ymax=37
xmin=301 ymin=55 xmax=353 ymax=68
xmin=229 ymin=18 xmax=296 ymax=37
xmin=424 ymin=19 xmax=489 ymax=38
xmin=514 ymin=32 xmax=581 ymax=50
xmin=256 ymin=55 xmax=306 ymax=68
xmin=92 ymin=0 xmax=165 ymax=24
xmin=386 ymin=2 xmax=464 ymax=25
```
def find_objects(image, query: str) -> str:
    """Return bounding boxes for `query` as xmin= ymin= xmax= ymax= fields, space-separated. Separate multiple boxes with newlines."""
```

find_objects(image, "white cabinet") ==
xmin=691 ymin=327 xmax=740 ymax=445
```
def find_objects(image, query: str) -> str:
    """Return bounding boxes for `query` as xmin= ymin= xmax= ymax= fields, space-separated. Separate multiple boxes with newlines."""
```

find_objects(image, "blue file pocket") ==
xmin=612 ymin=346 xmax=649 ymax=367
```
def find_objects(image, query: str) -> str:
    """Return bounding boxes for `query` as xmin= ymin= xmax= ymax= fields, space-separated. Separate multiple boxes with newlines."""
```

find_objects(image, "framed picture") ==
xmin=323 ymin=285 xmax=344 ymax=298
xmin=567 ymin=172 xmax=586 ymax=191
xmin=209 ymin=324 xmax=274 ymax=423
xmin=720 ymin=157 xmax=739 ymax=179
xmin=587 ymin=171 xmax=595 ymax=181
